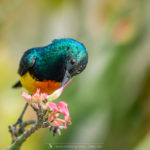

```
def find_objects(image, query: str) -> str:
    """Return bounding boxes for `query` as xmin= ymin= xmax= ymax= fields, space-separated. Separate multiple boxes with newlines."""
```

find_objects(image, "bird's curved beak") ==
xmin=59 ymin=70 xmax=71 ymax=88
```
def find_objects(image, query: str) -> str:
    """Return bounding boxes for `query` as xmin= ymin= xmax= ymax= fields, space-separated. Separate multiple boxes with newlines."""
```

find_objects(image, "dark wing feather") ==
xmin=13 ymin=51 xmax=36 ymax=88
xmin=18 ymin=52 xmax=36 ymax=76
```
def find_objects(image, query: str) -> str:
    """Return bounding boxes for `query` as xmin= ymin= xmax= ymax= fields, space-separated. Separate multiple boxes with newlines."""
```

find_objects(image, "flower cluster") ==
xmin=47 ymin=101 xmax=71 ymax=129
xmin=21 ymin=80 xmax=72 ymax=129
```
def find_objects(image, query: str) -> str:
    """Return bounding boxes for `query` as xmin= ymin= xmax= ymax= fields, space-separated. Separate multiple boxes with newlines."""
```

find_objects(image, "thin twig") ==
xmin=21 ymin=120 xmax=36 ymax=128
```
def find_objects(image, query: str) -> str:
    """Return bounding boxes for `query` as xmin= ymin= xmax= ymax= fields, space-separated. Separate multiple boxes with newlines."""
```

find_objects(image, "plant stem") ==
xmin=7 ymin=106 xmax=48 ymax=150
xmin=7 ymin=120 xmax=41 ymax=150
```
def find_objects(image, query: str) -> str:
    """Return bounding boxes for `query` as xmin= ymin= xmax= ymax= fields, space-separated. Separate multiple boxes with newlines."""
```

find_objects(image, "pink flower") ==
xmin=58 ymin=101 xmax=70 ymax=117
xmin=57 ymin=101 xmax=71 ymax=129
xmin=32 ymin=89 xmax=40 ymax=102
xmin=47 ymin=102 xmax=58 ymax=112
xmin=21 ymin=89 xmax=48 ymax=104
xmin=21 ymin=80 xmax=72 ymax=130
xmin=21 ymin=91 xmax=32 ymax=102
xmin=47 ymin=101 xmax=71 ymax=129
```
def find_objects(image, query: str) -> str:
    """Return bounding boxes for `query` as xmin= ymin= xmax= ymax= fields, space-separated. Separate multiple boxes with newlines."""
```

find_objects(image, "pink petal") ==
xmin=40 ymin=93 xmax=48 ymax=100
xmin=51 ymin=118 xmax=65 ymax=126
xmin=21 ymin=91 xmax=32 ymax=102
xmin=57 ymin=101 xmax=70 ymax=117
xmin=47 ymin=102 xmax=58 ymax=112
xmin=64 ymin=116 xmax=71 ymax=129
xmin=48 ymin=112 xmax=54 ymax=121
xmin=32 ymin=89 xmax=40 ymax=102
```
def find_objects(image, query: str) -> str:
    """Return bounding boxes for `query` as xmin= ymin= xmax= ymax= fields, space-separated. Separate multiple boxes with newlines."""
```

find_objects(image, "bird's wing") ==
xmin=18 ymin=52 xmax=36 ymax=76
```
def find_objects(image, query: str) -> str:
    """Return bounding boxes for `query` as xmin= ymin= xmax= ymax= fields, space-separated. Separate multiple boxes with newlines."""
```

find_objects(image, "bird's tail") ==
xmin=12 ymin=81 xmax=22 ymax=88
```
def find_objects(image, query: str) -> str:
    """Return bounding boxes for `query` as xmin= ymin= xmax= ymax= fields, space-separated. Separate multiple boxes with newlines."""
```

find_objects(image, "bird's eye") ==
xmin=70 ymin=58 xmax=76 ymax=65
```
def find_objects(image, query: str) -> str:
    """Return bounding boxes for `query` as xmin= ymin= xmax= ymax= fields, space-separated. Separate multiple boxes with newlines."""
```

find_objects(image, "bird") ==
xmin=13 ymin=38 xmax=88 ymax=129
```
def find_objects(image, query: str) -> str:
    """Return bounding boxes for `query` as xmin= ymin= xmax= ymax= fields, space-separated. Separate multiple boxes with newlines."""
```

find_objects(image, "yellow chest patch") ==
xmin=20 ymin=72 xmax=61 ymax=94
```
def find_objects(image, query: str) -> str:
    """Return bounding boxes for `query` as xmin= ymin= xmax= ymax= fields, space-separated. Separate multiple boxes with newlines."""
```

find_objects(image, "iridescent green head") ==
xmin=51 ymin=38 xmax=88 ymax=77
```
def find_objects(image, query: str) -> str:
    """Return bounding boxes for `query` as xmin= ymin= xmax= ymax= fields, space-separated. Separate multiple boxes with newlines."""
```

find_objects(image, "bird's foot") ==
xmin=49 ymin=126 xmax=61 ymax=136
xmin=13 ymin=118 xmax=25 ymax=136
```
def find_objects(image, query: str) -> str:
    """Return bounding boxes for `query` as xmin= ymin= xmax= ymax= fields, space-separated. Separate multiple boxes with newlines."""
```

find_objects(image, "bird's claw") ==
xmin=13 ymin=118 xmax=25 ymax=135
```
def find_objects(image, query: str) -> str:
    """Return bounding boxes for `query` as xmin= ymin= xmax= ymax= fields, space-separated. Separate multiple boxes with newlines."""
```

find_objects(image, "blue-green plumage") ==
xmin=17 ymin=38 xmax=88 ymax=83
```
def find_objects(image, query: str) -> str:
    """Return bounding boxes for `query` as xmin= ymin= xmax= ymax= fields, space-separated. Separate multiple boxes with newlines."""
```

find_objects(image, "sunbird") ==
xmin=13 ymin=38 xmax=88 ymax=128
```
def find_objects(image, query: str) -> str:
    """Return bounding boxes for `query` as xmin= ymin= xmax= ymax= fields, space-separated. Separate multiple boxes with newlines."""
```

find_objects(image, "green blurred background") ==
xmin=0 ymin=0 xmax=150 ymax=150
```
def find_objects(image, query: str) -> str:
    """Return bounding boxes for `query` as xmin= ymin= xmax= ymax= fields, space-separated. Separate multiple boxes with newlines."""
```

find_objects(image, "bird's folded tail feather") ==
xmin=12 ymin=81 xmax=22 ymax=88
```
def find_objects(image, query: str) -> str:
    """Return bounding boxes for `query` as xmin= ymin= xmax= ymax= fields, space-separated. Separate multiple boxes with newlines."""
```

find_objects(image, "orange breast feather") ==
xmin=20 ymin=72 xmax=61 ymax=94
